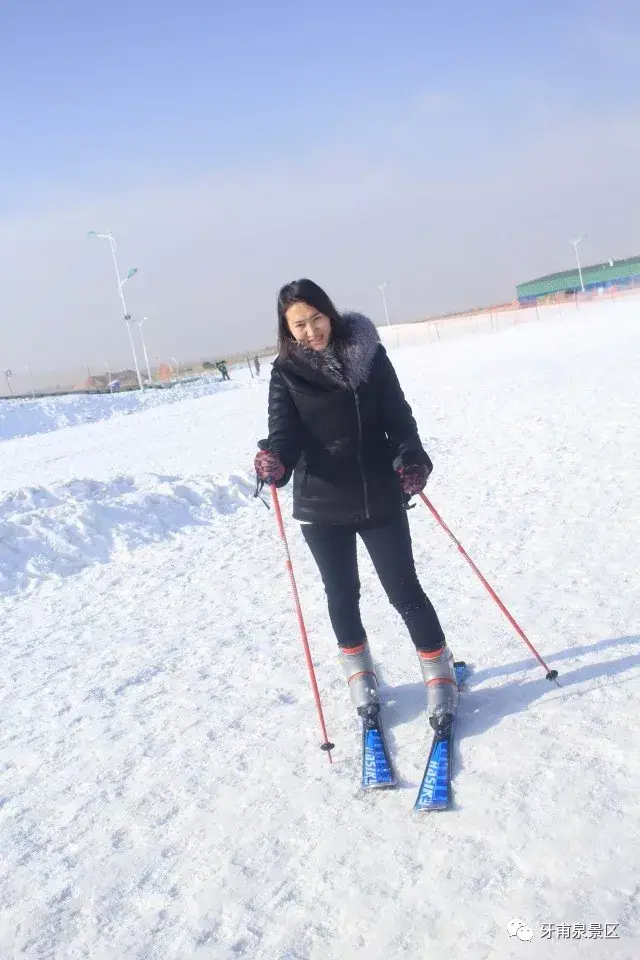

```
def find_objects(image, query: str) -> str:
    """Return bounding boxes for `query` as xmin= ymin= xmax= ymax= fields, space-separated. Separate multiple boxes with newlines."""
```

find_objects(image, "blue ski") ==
xmin=413 ymin=662 xmax=468 ymax=812
xmin=361 ymin=715 xmax=396 ymax=789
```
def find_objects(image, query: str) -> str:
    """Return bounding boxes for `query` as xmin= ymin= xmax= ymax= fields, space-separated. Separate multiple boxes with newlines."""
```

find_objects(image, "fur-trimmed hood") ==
xmin=281 ymin=311 xmax=381 ymax=391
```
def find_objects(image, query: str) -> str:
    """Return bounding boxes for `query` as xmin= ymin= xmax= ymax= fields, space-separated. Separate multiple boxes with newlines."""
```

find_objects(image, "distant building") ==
xmin=516 ymin=256 xmax=640 ymax=303
xmin=76 ymin=375 xmax=104 ymax=391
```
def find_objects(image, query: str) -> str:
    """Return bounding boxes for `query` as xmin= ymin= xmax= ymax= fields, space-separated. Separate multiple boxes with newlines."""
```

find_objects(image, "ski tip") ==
xmin=363 ymin=777 xmax=397 ymax=790
xmin=413 ymin=780 xmax=451 ymax=811
xmin=414 ymin=731 xmax=452 ymax=811
xmin=362 ymin=762 xmax=397 ymax=789
xmin=362 ymin=723 xmax=397 ymax=790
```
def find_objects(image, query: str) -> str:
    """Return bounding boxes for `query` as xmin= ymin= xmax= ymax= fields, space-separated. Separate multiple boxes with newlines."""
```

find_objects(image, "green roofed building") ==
xmin=516 ymin=256 xmax=640 ymax=303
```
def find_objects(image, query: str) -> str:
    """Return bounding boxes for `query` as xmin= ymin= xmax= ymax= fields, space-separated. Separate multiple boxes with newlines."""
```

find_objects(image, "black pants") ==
xmin=301 ymin=511 xmax=445 ymax=652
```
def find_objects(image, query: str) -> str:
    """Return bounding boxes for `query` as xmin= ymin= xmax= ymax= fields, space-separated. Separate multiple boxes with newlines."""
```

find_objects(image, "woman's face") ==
xmin=285 ymin=302 xmax=332 ymax=351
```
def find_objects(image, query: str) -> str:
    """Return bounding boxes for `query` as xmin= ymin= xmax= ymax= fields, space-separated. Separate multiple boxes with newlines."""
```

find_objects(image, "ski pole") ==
xmin=270 ymin=484 xmax=336 ymax=761
xmin=419 ymin=493 xmax=559 ymax=686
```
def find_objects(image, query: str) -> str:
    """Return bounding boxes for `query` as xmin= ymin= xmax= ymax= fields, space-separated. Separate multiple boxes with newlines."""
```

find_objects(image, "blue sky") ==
xmin=1 ymin=0 xmax=639 ymax=382
xmin=2 ymin=0 xmax=636 ymax=200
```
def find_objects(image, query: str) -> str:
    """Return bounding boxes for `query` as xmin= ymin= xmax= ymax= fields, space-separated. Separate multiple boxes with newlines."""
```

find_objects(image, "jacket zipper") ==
xmin=353 ymin=390 xmax=370 ymax=519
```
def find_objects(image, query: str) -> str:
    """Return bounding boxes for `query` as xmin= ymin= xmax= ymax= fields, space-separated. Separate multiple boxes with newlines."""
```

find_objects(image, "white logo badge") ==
xmin=507 ymin=918 xmax=534 ymax=942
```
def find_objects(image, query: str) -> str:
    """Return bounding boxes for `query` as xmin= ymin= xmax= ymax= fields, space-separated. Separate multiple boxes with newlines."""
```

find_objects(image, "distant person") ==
xmin=217 ymin=361 xmax=230 ymax=381
xmin=254 ymin=356 xmax=261 ymax=376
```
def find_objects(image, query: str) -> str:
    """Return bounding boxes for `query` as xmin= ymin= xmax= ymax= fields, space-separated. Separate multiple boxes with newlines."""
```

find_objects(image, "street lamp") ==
xmin=377 ymin=281 xmax=391 ymax=325
xmin=569 ymin=236 xmax=585 ymax=293
xmin=24 ymin=364 xmax=35 ymax=398
xmin=134 ymin=316 xmax=153 ymax=382
xmin=87 ymin=229 xmax=144 ymax=390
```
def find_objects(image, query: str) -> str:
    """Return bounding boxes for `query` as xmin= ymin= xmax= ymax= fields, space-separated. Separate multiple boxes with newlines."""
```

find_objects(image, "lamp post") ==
xmin=87 ymin=230 xmax=144 ymax=390
xmin=377 ymin=281 xmax=391 ymax=325
xmin=569 ymin=236 xmax=585 ymax=293
xmin=135 ymin=316 xmax=153 ymax=382
xmin=24 ymin=364 xmax=35 ymax=398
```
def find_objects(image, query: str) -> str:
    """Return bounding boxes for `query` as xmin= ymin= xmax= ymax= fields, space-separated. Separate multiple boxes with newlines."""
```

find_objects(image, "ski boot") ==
xmin=339 ymin=640 xmax=380 ymax=729
xmin=418 ymin=644 xmax=458 ymax=736
xmin=442 ymin=641 xmax=456 ymax=673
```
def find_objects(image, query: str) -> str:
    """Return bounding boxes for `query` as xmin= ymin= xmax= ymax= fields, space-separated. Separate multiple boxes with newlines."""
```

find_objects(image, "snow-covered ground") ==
xmin=1 ymin=301 xmax=639 ymax=959
xmin=0 ymin=371 xmax=251 ymax=443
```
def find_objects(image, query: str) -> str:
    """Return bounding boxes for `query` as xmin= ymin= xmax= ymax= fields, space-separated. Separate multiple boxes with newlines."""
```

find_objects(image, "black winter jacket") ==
xmin=263 ymin=312 xmax=432 ymax=524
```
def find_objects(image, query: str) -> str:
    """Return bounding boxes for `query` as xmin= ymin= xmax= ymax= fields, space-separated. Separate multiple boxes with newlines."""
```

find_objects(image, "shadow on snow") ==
xmin=377 ymin=634 xmax=640 ymax=793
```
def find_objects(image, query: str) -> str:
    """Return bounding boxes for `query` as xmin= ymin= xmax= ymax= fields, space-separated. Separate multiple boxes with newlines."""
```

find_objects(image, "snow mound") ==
xmin=0 ymin=375 xmax=242 ymax=442
xmin=0 ymin=472 xmax=255 ymax=595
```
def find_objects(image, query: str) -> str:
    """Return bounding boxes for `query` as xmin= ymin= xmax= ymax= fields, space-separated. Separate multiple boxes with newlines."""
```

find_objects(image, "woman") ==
xmin=254 ymin=279 xmax=457 ymax=730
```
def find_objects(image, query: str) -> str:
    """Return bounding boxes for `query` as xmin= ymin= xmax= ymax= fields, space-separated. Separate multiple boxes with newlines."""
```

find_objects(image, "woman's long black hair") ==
xmin=276 ymin=279 xmax=347 ymax=359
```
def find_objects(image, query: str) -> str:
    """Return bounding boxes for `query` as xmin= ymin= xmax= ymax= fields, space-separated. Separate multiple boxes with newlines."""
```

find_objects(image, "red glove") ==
xmin=396 ymin=464 xmax=428 ymax=495
xmin=254 ymin=449 xmax=286 ymax=485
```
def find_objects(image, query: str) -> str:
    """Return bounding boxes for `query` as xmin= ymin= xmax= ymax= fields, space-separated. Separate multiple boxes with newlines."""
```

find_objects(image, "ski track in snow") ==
xmin=1 ymin=301 xmax=639 ymax=959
